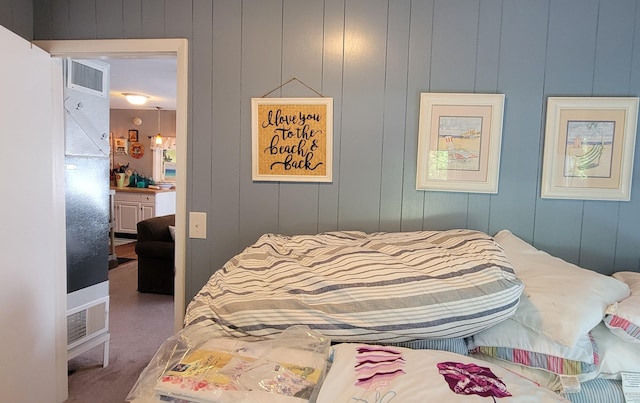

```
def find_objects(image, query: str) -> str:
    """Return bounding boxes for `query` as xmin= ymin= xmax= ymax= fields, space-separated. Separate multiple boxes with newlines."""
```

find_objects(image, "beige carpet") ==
xmin=66 ymin=260 xmax=174 ymax=403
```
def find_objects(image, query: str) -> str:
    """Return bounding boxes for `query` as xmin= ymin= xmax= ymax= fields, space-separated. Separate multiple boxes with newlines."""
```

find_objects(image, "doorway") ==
xmin=33 ymin=38 xmax=188 ymax=332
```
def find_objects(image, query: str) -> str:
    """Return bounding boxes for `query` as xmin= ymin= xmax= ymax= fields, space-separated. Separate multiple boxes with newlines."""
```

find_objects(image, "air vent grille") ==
xmin=71 ymin=61 xmax=104 ymax=92
xmin=67 ymin=310 xmax=87 ymax=345
xmin=66 ymin=59 xmax=108 ymax=98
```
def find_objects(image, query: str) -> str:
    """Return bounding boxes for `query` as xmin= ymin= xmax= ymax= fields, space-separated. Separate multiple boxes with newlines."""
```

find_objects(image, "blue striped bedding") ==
xmin=184 ymin=229 xmax=524 ymax=343
xmin=562 ymin=378 xmax=624 ymax=403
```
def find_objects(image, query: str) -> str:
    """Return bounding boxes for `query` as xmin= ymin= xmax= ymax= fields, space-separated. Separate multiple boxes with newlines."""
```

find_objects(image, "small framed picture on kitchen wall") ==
xmin=114 ymin=138 xmax=128 ymax=155
xmin=128 ymin=129 xmax=139 ymax=142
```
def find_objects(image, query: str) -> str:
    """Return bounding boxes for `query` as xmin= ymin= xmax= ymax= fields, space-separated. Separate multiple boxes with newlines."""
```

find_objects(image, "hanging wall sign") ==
xmin=251 ymin=97 xmax=333 ymax=182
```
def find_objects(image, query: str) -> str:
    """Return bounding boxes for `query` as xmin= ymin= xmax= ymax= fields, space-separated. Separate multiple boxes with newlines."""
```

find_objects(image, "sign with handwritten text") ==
xmin=252 ymin=98 xmax=333 ymax=182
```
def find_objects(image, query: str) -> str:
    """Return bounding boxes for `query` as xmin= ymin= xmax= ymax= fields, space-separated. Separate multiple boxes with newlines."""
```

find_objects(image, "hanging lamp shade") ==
xmin=155 ymin=107 xmax=163 ymax=145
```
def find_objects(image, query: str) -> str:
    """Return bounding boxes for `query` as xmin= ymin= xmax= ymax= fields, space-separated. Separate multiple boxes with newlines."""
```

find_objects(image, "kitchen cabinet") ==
xmin=113 ymin=189 xmax=176 ymax=235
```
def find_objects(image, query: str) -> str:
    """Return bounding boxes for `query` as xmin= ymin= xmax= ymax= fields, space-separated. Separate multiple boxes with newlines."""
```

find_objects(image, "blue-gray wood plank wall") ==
xmin=18 ymin=0 xmax=640 ymax=303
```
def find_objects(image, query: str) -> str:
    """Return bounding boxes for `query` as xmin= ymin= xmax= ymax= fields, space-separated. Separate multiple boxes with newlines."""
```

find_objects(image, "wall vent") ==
xmin=67 ymin=310 xmax=87 ymax=345
xmin=66 ymin=296 xmax=109 ymax=351
xmin=66 ymin=59 xmax=109 ymax=98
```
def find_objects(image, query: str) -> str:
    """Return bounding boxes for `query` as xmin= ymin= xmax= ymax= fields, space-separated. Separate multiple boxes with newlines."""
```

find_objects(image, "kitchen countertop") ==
xmin=111 ymin=186 xmax=175 ymax=194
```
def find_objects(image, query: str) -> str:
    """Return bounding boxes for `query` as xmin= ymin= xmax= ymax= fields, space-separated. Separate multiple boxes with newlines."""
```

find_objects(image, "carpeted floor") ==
xmin=66 ymin=259 xmax=174 ymax=403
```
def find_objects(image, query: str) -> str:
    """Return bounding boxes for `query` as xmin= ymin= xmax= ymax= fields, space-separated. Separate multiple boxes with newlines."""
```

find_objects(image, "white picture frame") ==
xmin=416 ymin=93 xmax=505 ymax=193
xmin=541 ymin=97 xmax=638 ymax=201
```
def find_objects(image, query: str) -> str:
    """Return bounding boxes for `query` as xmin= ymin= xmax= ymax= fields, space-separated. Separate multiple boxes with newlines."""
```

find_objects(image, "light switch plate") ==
xmin=189 ymin=212 xmax=207 ymax=239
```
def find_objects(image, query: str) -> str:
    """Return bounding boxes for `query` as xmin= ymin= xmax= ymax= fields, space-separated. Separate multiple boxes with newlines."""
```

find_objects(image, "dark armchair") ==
xmin=135 ymin=214 xmax=175 ymax=295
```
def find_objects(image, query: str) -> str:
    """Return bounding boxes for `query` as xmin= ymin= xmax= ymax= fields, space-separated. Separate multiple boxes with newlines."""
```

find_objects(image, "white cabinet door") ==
xmin=115 ymin=201 xmax=139 ymax=233
xmin=141 ymin=203 xmax=156 ymax=221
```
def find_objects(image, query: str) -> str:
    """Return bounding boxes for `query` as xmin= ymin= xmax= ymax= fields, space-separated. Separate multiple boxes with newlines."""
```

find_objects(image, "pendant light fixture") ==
xmin=155 ymin=106 xmax=163 ymax=145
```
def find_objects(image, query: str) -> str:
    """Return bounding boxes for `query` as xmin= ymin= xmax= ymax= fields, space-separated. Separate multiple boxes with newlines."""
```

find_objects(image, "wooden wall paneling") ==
xmin=166 ymin=0 xmax=193 ymax=39
xmin=533 ymin=1 xmax=598 ymax=265
xmin=0 ymin=0 xmax=33 ymax=40
xmin=543 ymin=1 xmax=598 ymax=93
xmin=467 ymin=0 xmax=502 ymax=234
xmin=487 ymin=0 xmax=547 ymax=240
xmin=421 ymin=1 xmax=479 ymax=230
xmin=189 ymin=0 xmax=215 ymax=298
xmin=96 ymin=0 xmax=124 ymax=39
xmin=379 ymin=0 xmax=411 ymax=233
xmin=616 ymin=3 xmax=640 ymax=272
xmin=593 ymin=1 xmax=636 ymax=93
xmin=430 ymin=0 xmax=478 ymax=91
xmin=337 ymin=0 xmax=387 ymax=232
xmin=14 ymin=0 xmax=33 ymax=39
xmin=0 ymin=0 xmax=13 ymax=30
xmin=210 ymin=1 xmax=243 ymax=286
xmin=475 ymin=0 xmax=502 ymax=93
xmin=580 ymin=202 xmax=617 ymax=274
xmin=317 ymin=0 xmax=345 ymax=233
xmin=579 ymin=2 xmax=636 ymax=273
xmin=401 ymin=0 xmax=433 ymax=231
xmin=51 ymin=0 xmax=71 ymax=39
xmin=69 ymin=0 xmax=96 ymax=39
xmin=123 ymin=0 xmax=143 ymax=38
xmin=33 ymin=0 xmax=52 ymax=39
xmin=141 ymin=0 xmax=165 ymax=38
xmin=238 ymin=0 xmax=282 ymax=248
xmin=278 ymin=0 xmax=324 ymax=236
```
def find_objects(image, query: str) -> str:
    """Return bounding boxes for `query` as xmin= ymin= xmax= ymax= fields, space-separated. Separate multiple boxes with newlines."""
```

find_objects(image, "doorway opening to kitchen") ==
xmin=33 ymin=39 xmax=188 ymax=332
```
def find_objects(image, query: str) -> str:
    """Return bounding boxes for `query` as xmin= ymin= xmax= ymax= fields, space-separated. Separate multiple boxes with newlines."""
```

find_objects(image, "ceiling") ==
xmin=106 ymin=57 xmax=177 ymax=110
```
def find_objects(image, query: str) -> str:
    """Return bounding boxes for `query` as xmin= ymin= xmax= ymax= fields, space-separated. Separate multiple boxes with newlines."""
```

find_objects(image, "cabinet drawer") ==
xmin=114 ymin=191 xmax=156 ymax=203
xmin=140 ymin=194 xmax=156 ymax=203
xmin=114 ymin=192 xmax=142 ymax=202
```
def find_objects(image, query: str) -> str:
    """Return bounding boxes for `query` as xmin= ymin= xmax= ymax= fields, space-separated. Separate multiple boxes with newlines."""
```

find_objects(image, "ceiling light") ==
xmin=124 ymin=93 xmax=149 ymax=105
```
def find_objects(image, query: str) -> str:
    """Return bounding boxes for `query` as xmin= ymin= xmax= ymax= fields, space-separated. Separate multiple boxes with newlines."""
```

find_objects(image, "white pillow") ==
xmin=591 ymin=322 xmax=640 ymax=379
xmin=316 ymin=343 xmax=568 ymax=402
xmin=604 ymin=271 xmax=640 ymax=343
xmin=493 ymin=230 xmax=630 ymax=347
xmin=468 ymin=312 xmax=598 ymax=377
xmin=168 ymin=225 xmax=176 ymax=241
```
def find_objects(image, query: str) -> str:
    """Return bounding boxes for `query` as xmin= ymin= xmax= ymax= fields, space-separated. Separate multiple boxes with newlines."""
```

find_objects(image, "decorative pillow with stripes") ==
xmin=605 ymin=271 xmax=640 ymax=343
xmin=468 ymin=313 xmax=599 ymax=377
xmin=184 ymin=229 xmax=523 ymax=343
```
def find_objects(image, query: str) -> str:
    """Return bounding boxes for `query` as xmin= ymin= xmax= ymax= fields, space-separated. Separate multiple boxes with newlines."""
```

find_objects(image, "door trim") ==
xmin=33 ymin=38 xmax=189 ymax=332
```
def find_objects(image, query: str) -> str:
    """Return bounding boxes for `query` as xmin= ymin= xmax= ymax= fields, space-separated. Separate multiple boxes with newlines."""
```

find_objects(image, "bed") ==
xmin=127 ymin=228 xmax=639 ymax=402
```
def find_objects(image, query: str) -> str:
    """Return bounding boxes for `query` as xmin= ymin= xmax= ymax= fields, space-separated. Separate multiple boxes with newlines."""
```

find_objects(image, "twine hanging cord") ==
xmin=260 ymin=77 xmax=325 ymax=98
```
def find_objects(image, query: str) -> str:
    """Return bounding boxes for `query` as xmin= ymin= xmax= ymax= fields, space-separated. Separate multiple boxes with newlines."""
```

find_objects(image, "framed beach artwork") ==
xmin=541 ymin=97 xmax=638 ymax=201
xmin=416 ymin=93 xmax=505 ymax=193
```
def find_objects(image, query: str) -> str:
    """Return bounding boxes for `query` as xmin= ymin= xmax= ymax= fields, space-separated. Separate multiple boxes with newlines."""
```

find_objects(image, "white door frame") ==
xmin=33 ymin=38 xmax=189 ymax=332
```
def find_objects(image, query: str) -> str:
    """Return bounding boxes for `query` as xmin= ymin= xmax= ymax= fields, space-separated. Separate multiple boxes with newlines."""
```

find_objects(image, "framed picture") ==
xmin=128 ymin=129 xmax=139 ymax=142
xmin=251 ymin=97 xmax=333 ymax=182
xmin=129 ymin=142 xmax=144 ymax=159
xmin=541 ymin=97 xmax=638 ymax=201
xmin=416 ymin=93 xmax=505 ymax=193
xmin=114 ymin=138 xmax=128 ymax=155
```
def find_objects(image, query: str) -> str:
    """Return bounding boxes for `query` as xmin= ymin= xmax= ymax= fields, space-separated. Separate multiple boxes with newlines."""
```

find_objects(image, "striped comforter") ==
xmin=184 ymin=229 xmax=524 ymax=343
